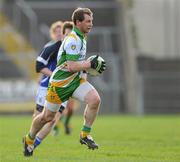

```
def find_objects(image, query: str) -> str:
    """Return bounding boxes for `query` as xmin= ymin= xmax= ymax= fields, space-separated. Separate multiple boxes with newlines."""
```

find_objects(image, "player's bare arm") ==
xmin=66 ymin=60 xmax=91 ymax=72
xmin=39 ymin=67 xmax=53 ymax=77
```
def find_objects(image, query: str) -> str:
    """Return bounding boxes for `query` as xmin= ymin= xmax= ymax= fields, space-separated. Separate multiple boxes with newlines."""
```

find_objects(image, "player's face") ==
xmin=79 ymin=14 xmax=93 ymax=34
xmin=54 ymin=26 xmax=62 ymax=41
xmin=64 ymin=28 xmax=72 ymax=36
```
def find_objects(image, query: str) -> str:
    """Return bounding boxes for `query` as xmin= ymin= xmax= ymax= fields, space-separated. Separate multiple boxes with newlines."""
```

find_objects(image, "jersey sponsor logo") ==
xmin=71 ymin=45 xmax=76 ymax=50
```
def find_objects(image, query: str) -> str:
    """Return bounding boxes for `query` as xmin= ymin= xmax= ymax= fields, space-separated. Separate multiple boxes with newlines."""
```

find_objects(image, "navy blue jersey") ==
xmin=36 ymin=40 xmax=62 ymax=87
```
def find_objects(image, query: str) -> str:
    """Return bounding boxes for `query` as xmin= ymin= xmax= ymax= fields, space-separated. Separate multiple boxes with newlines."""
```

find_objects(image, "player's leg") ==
xmin=24 ymin=101 xmax=60 ymax=156
xmin=72 ymin=81 xmax=101 ymax=149
xmin=24 ymin=86 xmax=46 ymax=153
xmin=33 ymin=86 xmax=48 ymax=119
xmin=33 ymin=112 xmax=58 ymax=148
xmin=32 ymin=104 xmax=66 ymax=149
xmin=52 ymin=103 xmax=66 ymax=136
xmin=23 ymin=107 xmax=57 ymax=156
xmin=23 ymin=82 xmax=76 ymax=156
xmin=62 ymin=98 xmax=74 ymax=134
xmin=32 ymin=104 xmax=45 ymax=149
xmin=51 ymin=111 xmax=62 ymax=136
xmin=33 ymin=87 xmax=65 ymax=147
xmin=33 ymin=105 xmax=43 ymax=119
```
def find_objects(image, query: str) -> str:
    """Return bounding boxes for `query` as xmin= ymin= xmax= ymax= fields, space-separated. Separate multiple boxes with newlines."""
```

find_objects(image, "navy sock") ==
xmin=34 ymin=136 xmax=42 ymax=148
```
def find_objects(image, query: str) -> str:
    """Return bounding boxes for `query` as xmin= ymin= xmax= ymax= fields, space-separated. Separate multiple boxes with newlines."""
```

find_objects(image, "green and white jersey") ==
xmin=49 ymin=27 xmax=87 ymax=88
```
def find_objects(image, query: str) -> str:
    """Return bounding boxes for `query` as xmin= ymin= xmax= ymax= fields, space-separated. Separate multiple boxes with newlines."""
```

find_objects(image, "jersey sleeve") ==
xmin=63 ymin=36 xmax=81 ymax=61
xmin=36 ymin=41 xmax=61 ymax=72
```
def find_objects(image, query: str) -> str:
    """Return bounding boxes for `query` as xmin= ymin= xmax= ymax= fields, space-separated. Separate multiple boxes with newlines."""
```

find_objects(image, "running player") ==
xmin=23 ymin=8 xmax=106 ymax=157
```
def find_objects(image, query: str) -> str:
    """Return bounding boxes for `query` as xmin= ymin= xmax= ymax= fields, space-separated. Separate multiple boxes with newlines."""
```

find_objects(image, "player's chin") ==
xmin=85 ymin=29 xmax=91 ymax=34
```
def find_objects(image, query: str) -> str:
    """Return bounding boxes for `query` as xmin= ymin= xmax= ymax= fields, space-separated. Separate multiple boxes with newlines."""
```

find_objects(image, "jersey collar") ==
xmin=73 ymin=27 xmax=85 ymax=39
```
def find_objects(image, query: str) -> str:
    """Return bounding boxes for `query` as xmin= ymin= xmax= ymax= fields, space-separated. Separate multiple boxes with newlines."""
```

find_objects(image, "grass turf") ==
xmin=0 ymin=115 xmax=180 ymax=162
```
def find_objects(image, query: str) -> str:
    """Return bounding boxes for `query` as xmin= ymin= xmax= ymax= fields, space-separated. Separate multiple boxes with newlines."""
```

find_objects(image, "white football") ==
xmin=87 ymin=55 xmax=105 ymax=76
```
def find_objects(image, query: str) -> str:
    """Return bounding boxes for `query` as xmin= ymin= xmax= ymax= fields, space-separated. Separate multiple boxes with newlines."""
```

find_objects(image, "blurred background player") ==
xmin=32 ymin=21 xmax=73 ymax=151
xmin=34 ymin=21 xmax=63 ymax=118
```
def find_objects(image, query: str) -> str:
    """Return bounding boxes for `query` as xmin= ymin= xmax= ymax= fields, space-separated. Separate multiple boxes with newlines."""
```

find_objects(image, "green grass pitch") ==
xmin=0 ymin=115 xmax=180 ymax=162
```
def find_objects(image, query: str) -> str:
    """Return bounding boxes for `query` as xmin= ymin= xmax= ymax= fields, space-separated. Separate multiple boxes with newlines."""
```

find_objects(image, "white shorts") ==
xmin=36 ymin=86 xmax=67 ymax=108
xmin=44 ymin=81 xmax=95 ymax=112
xmin=36 ymin=86 xmax=48 ymax=107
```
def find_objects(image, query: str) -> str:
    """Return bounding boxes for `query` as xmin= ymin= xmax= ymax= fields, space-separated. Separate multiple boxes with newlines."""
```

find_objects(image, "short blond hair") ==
xmin=49 ymin=21 xmax=63 ymax=40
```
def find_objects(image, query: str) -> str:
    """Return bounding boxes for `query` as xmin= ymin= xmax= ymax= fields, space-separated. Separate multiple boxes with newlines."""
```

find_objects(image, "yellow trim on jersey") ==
xmin=80 ymin=78 xmax=86 ymax=84
xmin=67 ymin=34 xmax=78 ymax=41
xmin=46 ymin=87 xmax=62 ymax=104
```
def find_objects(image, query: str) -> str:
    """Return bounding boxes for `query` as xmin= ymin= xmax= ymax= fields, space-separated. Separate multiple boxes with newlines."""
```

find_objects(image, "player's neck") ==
xmin=73 ymin=26 xmax=85 ymax=38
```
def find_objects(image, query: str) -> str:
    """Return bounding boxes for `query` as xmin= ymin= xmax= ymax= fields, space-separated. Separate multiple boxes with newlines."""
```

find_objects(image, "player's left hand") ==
xmin=98 ymin=61 xmax=106 ymax=73
xmin=90 ymin=55 xmax=106 ymax=73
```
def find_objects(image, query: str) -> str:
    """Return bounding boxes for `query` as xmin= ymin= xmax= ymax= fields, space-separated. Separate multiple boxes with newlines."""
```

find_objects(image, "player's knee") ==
xmin=89 ymin=95 xmax=101 ymax=109
xmin=41 ymin=113 xmax=54 ymax=124
xmin=32 ymin=111 xmax=40 ymax=119
xmin=49 ymin=118 xmax=56 ymax=126
xmin=39 ymin=115 xmax=48 ymax=125
xmin=32 ymin=113 xmax=37 ymax=119
xmin=45 ymin=114 xmax=54 ymax=123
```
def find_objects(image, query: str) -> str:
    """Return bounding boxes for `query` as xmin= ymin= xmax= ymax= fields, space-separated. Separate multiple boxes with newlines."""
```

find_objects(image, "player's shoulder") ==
xmin=44 ymin=40 xmax=61 ymax=48
xmin=44 ymin=40 xmax=55 ymax=48
xmin=65 ymin=31 xmax=80 ymax=42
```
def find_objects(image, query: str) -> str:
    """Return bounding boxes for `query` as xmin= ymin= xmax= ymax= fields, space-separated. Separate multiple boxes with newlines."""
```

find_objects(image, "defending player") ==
xmin=23 ymin=8 xmax=106 ymax=156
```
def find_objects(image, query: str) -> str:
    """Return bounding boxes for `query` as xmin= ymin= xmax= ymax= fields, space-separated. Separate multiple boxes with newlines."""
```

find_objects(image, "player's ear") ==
xmin=76 ymin=20 xmax=81 ymax=26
